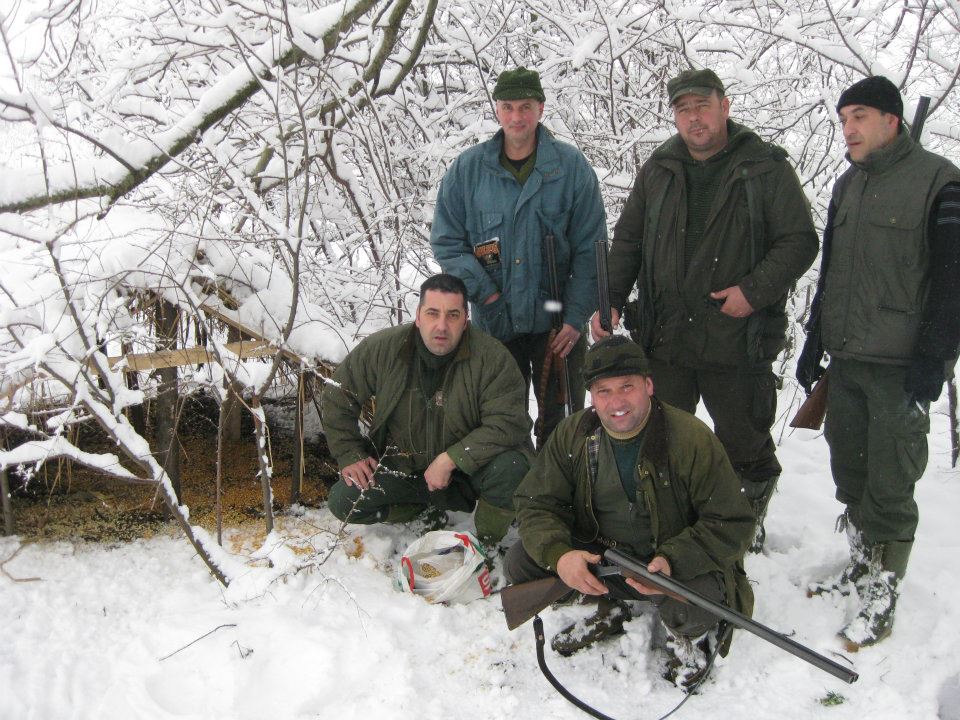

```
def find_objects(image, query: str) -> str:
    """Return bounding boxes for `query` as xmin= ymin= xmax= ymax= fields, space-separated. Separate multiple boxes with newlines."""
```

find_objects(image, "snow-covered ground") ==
xmin=2 ymin=394 xmax=959 ymax=720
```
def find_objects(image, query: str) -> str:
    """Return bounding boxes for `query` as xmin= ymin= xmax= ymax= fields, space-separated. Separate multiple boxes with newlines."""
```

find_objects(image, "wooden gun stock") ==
xmin=790 ymin=370 xmax=829 ymax=430
xmin=500 ymin=576 xmax=571 ymax=631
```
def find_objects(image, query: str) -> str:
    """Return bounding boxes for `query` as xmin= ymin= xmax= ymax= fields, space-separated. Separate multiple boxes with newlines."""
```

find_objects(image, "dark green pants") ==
xmin=825 ymin=358 xmax=928 ymax=544
xmin=327 ymin=449 xmax=530 ymax=523
xmin=504 ymin=331 xmax=586 ymax=448
xmin=648 ymin=358 xmax=781 ymax=483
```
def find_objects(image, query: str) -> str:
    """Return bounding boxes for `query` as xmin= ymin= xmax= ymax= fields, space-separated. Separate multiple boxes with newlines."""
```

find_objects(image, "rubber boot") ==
xmin=474 ymin=499 xmax=515 ymax=549
xmin=807 ymin=510 xmax=869 ymax=597
xmin=743 ymin=475 xmax=778 ymax=553
xmin=840 ymin=540 xmax=912 ymax=651
xmin=551 ymin=598 xmax=630 ymax=656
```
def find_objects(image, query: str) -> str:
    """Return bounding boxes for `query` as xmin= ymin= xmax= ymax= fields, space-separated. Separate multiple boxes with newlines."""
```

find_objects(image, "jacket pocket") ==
xmin=474 ymin=295 xmax=516 ymax=342
xmin=468 ymin=212 xmax=506 ymax=286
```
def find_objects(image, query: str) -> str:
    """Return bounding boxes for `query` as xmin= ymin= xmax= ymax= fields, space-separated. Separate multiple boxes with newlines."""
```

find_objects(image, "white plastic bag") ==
xmin=397 ymin=530 xmax=492 ymax=604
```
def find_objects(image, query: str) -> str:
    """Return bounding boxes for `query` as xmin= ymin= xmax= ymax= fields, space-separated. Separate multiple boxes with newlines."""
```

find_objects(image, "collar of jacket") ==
xmin=399 ymin=323 xmax=474 ymax=364
xmin=652 ymin=121 xmax=775 ymax=170
xmin=848 ymin=128 xmax=914 ymax=175
xmin=576 ymin=397 xmax=669 ymax=468
xmin=483 ymin=124 xmax=562 ymax=179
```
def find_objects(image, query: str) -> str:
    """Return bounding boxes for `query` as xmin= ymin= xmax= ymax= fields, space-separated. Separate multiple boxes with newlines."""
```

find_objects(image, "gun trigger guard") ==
xmin=593 ymin=564 xmax=622 ymax=578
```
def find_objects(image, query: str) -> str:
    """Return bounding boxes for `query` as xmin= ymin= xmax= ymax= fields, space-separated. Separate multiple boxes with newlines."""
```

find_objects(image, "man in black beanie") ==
xmin=798 ymin=75 xmax=960 ymax=650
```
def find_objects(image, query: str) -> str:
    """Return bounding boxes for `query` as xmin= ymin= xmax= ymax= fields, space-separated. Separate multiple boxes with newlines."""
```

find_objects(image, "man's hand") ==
xmin=483 ymin=292 xmax=501 ymax=305
xmin=710 ymin=286 xmax=754 ymax=318
xmin=340 ymin=457 xmax=379 ymax=491
xmin=424 ymin=452 xmax=457 ymax=491
xmin=589 ymin=308 xmax=621 ymax=340
xmin=625 ymin=555 xmax=672 ymax=597
xmin=556 ymin=550 xmax=608 ymax=596
xmin=550 ymin=323 xmax=582 ymax=359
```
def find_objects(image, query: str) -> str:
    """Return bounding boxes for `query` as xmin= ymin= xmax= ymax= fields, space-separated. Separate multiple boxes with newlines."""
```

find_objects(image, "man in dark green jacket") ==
xmin=321 ymin=274 xmax=532 ymax=546
xmin=798 ymin=76 xmax=960 ymax=650
xmin=505 ymin=337 xmax=754 ymax=688
xmin=591 ymin=69 xmax=818 ymax=552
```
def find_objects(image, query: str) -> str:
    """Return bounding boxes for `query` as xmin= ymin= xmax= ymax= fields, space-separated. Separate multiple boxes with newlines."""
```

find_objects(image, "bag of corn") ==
xmin=397 ymin=530 xmax=492 ymax=604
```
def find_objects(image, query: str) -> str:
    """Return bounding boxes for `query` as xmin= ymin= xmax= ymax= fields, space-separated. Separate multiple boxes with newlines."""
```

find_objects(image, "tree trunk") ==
xmin=155 ymin=299 xmax=181 ymax=501
xmin=290 ymin=372 xmax=305 ymax=505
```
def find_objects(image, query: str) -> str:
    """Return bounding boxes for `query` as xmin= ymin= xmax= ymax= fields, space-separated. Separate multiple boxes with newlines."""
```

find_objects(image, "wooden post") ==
xmin=155 ymin=299 xmax=182 ymax=501
xmin=251 ymin=396 xmax=274 ymax=534
xmin=949 ymin=377 xmax=959 ymax=469
xmin=223 ymin=325 xmax=243 ymax=442
xmin=122 ymin=341 xmax=147 ymax=435
xmin=1 ymin=467 xmax=13 ymax=536
xmin=290 ymin=371 xmax=305 ymax=505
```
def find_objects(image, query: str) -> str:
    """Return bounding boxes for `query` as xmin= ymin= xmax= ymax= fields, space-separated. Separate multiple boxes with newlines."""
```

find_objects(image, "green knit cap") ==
xmin=492 ymin=67 xmax=546 ymax=102
xmin=582 ymin=336 xmax=651 ymax=389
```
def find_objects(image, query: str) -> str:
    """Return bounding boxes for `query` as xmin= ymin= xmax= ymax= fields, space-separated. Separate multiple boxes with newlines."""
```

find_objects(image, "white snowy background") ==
xmin=1 ymin=1 xmax=959 ymax=718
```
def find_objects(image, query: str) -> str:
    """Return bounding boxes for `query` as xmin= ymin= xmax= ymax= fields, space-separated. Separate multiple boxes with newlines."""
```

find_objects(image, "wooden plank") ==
xmin=106 ymin=340 xmax=276 ymax=373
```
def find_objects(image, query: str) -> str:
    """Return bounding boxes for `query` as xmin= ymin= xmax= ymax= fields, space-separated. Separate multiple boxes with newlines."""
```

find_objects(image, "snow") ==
xmin=2 ymin=400 xmax=958 ymax=720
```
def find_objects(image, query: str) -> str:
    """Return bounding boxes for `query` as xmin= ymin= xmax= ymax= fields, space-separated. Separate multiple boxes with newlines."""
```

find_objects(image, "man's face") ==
xmin=838 ymin=105 xmax=899 ymax=162
xmin=495 ymin=99 xmax=544 ymax=149
xmin=415 ymin=289 xmax=468 ymax=356
xmin=672 ymin=91 xmax=730 ymax=161
xmin=590 ymin=374 xmax=655 ymax=435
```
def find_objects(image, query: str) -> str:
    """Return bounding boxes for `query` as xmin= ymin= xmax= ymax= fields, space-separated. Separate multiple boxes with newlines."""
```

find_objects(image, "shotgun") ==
xmin=501 ymin=547 xmax=859 ymax=684
xmin=791 ymin=94 xmax=932 ymax=430
xmin=595 ymin=237 xmax=613 ymax=334
xmin=543 ymin=232 xmax=575 ymax=421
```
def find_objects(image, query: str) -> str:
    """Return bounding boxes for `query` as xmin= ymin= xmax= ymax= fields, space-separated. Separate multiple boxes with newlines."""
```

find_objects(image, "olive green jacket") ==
xmin=514 ymin=399 xmax=754 ymax=613
xmin=608 ymin=122 xmax=817 ymax=369
xmin=822 ymin=131 xmax=960 ymax=364
xmin=321 ymin=324 xmax=531 ymax=475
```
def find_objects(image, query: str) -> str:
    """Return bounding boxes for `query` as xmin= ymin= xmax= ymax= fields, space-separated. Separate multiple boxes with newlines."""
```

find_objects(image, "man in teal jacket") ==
xmin=430 ymin=67 xmax=607 ymax=447
xmin=321 ymin=274 xmax=532 ymax=546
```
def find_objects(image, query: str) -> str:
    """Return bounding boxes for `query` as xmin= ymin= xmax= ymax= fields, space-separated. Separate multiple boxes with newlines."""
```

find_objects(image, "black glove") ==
xmin=796 ymin=335 xmax=826 ymax=396
xmin=904 ymin=356 xmax=946 ymax=404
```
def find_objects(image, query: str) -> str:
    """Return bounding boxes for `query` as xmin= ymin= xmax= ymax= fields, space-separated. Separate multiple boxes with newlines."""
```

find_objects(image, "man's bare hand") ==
xmin=483 ymin=291 xmax=501 ymax=305
xmin=424 ymin=452 xmax=457 ymax=491
xmin=550 ymin=323 xmax=582 ymax=358
xmin=589 ymin=308 xmax=621 ymax=340
xmin=710 ymin=286 xmax=754 ymax=318
xmin=626 ymin=555 xmax=672 ymax=597
xmin=556 ymin=550 xmax=608 ymax=596
xmin=340 ymin=457 xmax=379 ymax=491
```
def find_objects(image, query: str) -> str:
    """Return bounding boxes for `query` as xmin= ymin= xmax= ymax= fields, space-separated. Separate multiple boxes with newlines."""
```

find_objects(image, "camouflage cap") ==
xmin=582 ymin=336 xmax=651 ymax=389
xmin=667 ymin=68 xmax=725 ymax=105
xmin=493 ymin=67 xmax=546 ymax=102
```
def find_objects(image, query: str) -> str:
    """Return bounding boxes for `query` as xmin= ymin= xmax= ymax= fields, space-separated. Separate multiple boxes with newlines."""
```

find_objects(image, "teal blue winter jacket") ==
xmin=430 ymin=126 xmax=606 ymax=341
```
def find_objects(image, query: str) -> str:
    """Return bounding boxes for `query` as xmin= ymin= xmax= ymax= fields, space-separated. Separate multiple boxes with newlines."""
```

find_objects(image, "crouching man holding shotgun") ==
xmin=504 ymin=336 xmax=755 ymax=689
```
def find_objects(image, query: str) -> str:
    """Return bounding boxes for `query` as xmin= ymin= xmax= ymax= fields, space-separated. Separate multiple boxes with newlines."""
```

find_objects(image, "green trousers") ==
xmin=824 ymin=358 xmax=929 ymax=544
xmin=327 ymin=449 xmax=530 ymax=525
xmin=648 ymin=358 xmax=781 ymax=484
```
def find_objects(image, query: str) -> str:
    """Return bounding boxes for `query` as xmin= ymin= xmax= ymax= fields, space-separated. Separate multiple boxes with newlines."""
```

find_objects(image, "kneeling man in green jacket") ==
xmin=505 ymin=336 xmax=754 ymax=688
xmin=322 ymin=273 xmax=533 ymax=547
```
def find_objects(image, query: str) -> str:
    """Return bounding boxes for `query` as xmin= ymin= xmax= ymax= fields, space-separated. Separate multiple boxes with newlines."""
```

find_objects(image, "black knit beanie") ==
xmin=836 ymin=76 xmax=903 ymax=120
